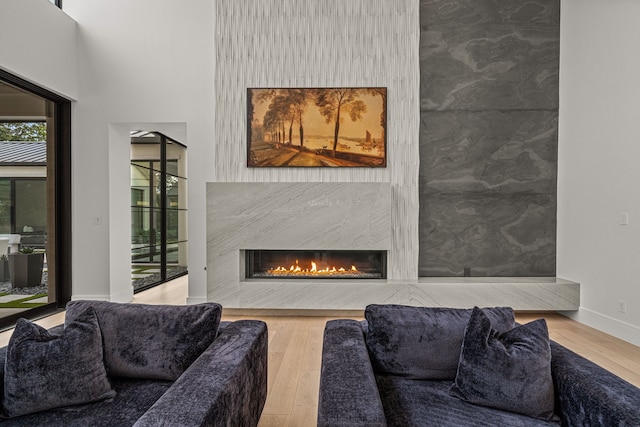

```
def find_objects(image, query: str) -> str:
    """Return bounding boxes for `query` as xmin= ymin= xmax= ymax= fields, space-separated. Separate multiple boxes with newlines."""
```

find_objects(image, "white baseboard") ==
xmin=561 ymin=307 xmax=640 ymax=347
xmin=71 ymin=289 xmax=133 ymax=304
xmin=111 ymin=288 xmax=134 ymax=303
xmin=71 ymin=294 xmax=112 ymax=302
xmin=186 ymin=296 xmax=207 ymax=305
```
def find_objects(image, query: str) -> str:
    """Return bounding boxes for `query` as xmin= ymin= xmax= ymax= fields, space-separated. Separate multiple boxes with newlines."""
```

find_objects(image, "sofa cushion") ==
xmin=450 ymin=307 xmax=556 ymax=421
xmin=65 ymin=301 xmax=222 ymax=380
xmin=376 ymin=376 xmax=559 ymax=427
xmin=0 ymin=378 xmax=172 ymax=426
xmin=2 ymin=307 xmax=116 ymax=418
xmin=365 ymin=304 xmax=515 ymax=379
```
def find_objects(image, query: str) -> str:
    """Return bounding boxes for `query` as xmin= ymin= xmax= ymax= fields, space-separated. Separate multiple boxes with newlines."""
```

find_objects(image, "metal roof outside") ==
xmin=0 ymin=141 xmax=46 ymax=165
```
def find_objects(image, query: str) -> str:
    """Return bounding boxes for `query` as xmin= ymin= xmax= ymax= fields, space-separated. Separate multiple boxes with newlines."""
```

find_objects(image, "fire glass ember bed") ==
xmin=245 ymin=250 xmax=387 ymax=279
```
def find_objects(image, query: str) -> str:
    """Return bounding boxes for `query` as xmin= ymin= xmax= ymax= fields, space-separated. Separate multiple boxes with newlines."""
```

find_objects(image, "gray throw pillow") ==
xmin=2 ymin=307 xmax=116 ymax=418
xmin=450 ymin=306 xmax=557 ymax=421
xmin=365 ymin=304 xmax=515 ymax=379
xmin=65 ymin=301 xmax=222 ymax=380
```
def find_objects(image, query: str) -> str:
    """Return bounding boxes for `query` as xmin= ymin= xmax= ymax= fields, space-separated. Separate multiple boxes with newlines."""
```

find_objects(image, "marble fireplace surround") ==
xmin=206 ymin=182 xmax=579 ymax=311
xmin=207 ymin=182 xmax=393 ymax=309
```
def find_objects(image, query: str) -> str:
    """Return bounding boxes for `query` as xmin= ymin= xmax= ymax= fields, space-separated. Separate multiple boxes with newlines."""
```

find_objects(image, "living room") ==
xmin=0 ymin=0 xmax=639 ymax=424
xmin=11 ymin=0 xmax=632 ymax=342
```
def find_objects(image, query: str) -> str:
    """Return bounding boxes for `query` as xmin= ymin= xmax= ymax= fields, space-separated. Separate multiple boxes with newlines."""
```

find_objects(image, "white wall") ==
xmin=214 ymin=0 xmax=420 ymax=283
xmin=63 ymin=0 xmax=214 ymax=302
xmin=0 ymin=0 xmax=77 ymax=100
xmin=558 ymin=0 xmax=640 ymax=345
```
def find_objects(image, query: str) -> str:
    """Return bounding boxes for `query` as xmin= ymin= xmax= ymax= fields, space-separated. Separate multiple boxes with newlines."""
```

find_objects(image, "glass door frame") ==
xmin=131 ymin=132 xmax=187 ymax=292
xmin=0 ymin=70 xmax=72 ymax=330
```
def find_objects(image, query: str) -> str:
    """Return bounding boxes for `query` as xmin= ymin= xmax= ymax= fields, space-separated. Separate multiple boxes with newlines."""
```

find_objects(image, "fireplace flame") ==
xmin=267 ymin=259 xmax=360 ymax=276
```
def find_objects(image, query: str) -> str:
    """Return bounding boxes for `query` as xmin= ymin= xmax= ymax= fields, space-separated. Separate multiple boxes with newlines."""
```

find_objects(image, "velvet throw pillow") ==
xmin=450 ymin=307 xmax=556 ymax=421
xmin=365 ymin=304 xmax=515 ymax=379
xmin=2 ymin=307 xmax=116 ymax=418
xmin=65 ymin=301 xmax=222 ymax=380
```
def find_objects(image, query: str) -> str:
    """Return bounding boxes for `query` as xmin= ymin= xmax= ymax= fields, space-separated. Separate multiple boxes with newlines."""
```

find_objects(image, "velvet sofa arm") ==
xmin=134 ymin=320 xmax=268 ymax=427
xmin=550 ymin=341 xmax=640 ymax=426
xmin=318 ymin=319 xmax=387 ymax=427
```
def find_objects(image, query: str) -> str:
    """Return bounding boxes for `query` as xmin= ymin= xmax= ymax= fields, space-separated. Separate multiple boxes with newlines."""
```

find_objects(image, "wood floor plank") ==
xmin=261 ymin=321 xmax=308 ymax=415
xmin=267 ymin=318 xmax=295 ymax=354
xmin=257 ymin=414 xmax=289 ymax=427
xmin=132 ymin=275 xmax=189 ymax=305
xmin=287 ymin=370 xmax=321 ymax=427
xmin=265 ymin=336 xmax=284 ymax=397
xmin=301 ymin=323 xmax=325 ymax=372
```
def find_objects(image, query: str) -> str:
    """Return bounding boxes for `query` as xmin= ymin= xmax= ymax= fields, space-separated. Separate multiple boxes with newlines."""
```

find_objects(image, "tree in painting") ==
xmin=289 ymin=89 xmax=309 ymax=151
xmin=255 ymin=89 xmax=309 ymax=151
xmin=314 ymin=88 xmax=367 ymax=156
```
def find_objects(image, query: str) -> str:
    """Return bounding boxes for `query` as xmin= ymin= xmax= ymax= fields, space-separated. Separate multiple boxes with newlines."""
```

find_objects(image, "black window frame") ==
xmin=130 ymin=132 xmax=187 ymax=293
xmin=0 ymin=69 xmax=72 ymax=330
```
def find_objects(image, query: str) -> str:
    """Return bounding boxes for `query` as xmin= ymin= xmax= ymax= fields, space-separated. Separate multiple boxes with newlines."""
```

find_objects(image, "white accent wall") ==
xmin=557 ymin=0 xmax=640 ymax=346
xmin=213 ymin=0 xmax=420 ymax=283
xmin=0 ymin=0 xmax=77 ymax=99
xmin=63 ymin=0 xmax=214 ymax=303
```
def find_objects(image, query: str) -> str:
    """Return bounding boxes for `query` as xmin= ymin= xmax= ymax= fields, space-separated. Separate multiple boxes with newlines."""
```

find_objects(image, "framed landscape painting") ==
xmin=247 ymin=87 xmax=387 ymax=167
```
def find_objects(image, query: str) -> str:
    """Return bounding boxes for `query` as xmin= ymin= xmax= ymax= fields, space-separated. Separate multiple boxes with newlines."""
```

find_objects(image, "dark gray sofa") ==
xmin=318 ymin=305 xmax=640 ymax=427
xmin=0 ymin=301 xmax=268 ymax=426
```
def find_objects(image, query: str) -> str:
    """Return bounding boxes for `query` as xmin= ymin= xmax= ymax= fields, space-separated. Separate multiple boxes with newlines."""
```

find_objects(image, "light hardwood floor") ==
xmin=1 ymin=276 xmax=639 ymax=427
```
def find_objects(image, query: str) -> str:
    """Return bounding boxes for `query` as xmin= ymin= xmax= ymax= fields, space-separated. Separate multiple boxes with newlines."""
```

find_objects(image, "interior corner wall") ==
xmin=418 ymin=1 xmax=560 ymax=277
xmin=107 ymin=124 xmax=135 ymax=303
xmin=213 ymin=0 xmax=420 ymax=282
xmin=63 ymin=0 xmax=215 ymax=303
xmin=0 ymin=0 xmax=78 ymax=100
xmin=557 ymin=0 xmax=640 ymax=346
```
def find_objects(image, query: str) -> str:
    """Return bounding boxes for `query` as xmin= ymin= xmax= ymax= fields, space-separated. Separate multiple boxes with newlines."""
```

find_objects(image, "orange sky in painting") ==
xmin=251 ymin=89 xmax=385 ymax=141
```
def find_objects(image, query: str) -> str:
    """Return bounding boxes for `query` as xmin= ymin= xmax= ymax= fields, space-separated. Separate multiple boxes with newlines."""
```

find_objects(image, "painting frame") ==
xmin=247 ymin=87 xmax=387 ymax=168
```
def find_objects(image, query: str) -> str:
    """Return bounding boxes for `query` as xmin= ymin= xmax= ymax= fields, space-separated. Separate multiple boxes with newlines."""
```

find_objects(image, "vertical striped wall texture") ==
xmin=214 ymin=0 xmax=420 ymax=281
xmin=418 ymin=0 xmax=560 ymax=276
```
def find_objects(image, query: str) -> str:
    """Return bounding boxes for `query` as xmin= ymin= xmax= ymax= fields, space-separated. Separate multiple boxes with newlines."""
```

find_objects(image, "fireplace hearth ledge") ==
xmin=211 ymin=277 xmax=578 ymax=311
xmin=413 ymin=277 xmax=579 ymax=311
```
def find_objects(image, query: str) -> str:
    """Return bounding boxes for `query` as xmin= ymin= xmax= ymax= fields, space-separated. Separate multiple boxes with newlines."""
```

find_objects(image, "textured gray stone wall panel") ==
xmin=420 ymin=0 xmax=560 ymax=111
xmin=420 ymin=110 xmax=558 ymax=194
xmin=419 ymin=0 xmax=559 ymax=276
xmin=420 ymin=0 xmax=560 ymax=29
xmin=419 ymin=192 xmax=556 ymax=276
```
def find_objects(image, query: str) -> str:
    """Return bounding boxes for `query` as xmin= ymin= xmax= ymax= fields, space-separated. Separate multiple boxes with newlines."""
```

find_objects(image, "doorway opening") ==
xmin=130 ymin=131 xmax=187 ymax=293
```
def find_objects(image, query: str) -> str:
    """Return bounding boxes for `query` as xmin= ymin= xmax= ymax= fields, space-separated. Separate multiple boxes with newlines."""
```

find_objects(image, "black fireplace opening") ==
xmin=245 ymin=250 xmax=387 ymax=279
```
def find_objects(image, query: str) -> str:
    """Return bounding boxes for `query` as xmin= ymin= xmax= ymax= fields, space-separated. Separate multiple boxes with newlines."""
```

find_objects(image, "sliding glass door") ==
xmin=0 ymin=70 xmax=71 ymax=328
xmin=130 ymin=132 xmax=187 ymax=292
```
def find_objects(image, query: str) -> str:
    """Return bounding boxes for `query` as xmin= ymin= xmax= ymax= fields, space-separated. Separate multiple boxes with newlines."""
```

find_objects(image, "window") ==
xmin=0 ymin=179 xmax=47 ymax=248
xmin=131 ymin=132 xmax=187 ymax=292
xmin=0 ymin=70 xmax=71 ymax=328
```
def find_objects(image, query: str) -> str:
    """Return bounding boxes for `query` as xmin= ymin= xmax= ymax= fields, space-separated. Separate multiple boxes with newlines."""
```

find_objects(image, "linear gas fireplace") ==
xmin=245 ymin=250 xmax=387 ymax=279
